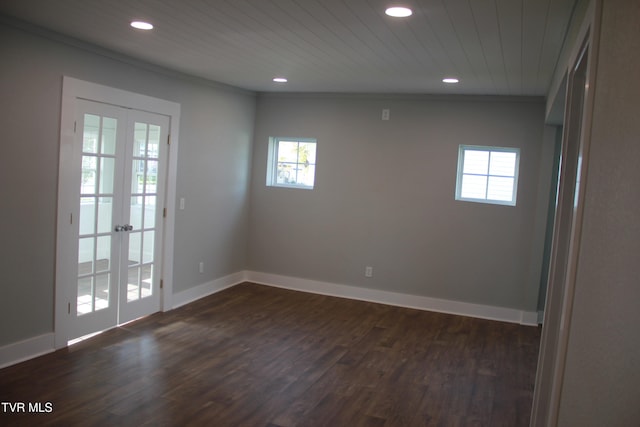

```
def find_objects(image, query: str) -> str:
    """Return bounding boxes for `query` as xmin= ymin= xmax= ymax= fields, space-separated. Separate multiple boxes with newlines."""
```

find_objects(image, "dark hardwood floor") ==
xmin=0 ymin=283 xmax=540 ymax=426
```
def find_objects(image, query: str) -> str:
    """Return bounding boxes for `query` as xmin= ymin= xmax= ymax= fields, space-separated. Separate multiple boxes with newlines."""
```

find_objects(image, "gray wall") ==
xmin=249 ymin=94 xmax=553 ymax=312
xmin=0 ymin=21 xmax=255 ymax=347
xmin=557 ymin=0 xmax=640 ymax=424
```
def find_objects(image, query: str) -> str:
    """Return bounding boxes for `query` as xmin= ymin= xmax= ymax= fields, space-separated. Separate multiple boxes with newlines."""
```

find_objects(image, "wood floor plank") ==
xmin=0 ymin=283 xmax=540 ymax=426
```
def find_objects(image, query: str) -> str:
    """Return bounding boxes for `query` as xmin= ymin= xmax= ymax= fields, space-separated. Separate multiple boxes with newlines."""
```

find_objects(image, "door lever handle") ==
xmin=115 ymin=225 xmax=124 ymax=232
xmin=115 ymin=224 xmax=134 ymax=232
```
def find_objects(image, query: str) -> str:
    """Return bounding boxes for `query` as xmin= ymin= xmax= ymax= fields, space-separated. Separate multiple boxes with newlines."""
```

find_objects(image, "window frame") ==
xmin=266 ymin=137 xmax=317 ymax=190
xmin=455 ymin=144 xmax=520 ymax=206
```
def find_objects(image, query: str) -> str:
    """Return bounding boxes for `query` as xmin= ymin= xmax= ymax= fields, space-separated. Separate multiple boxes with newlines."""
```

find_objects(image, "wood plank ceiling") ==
xmin=0 ymin=0 xmax=577 ymax=95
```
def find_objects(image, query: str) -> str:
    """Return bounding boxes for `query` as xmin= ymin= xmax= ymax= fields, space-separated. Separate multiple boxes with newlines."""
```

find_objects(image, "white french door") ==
xmin=71 ymin=99 xmax=169 ymax=339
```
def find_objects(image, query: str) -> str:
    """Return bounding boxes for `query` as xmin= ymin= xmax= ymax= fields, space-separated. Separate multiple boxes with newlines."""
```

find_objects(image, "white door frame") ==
xmin=530 ymin=0 xmax=601 ymax=424
xmin=55 ymin=77 xmax=180 ymax=349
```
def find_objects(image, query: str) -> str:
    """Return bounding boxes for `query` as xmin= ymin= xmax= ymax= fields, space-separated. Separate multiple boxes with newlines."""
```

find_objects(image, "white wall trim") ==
xmin=0 ymin=333 xmax=55 ymax=369
xmin=246 ymin=271 xmax=539 ymax=326
xmin=172 ymin=271 xmax=248 ymax=309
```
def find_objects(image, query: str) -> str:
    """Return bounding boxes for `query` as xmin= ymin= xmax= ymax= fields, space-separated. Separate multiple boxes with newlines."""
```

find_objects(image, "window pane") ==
xmin=460 ymin=174 xmax=487 ymax=199
xmin=128 ymin=232 xmax=141 ymax=265
xmin=134 ymin=122 xmax=147 ymax=157
xmin=299 ymin=142 xmax=317 ymax=164
xmin=276 ymin=162 xmax=296 ymax=185
xmin=278 ymin=141 xmax=299 ymax=163
xmin=81 ymin=156 xmax=97 ymax=194
xmin=95 ymin=236 xmax=111 ymax=273
xmin=94 ymin=273 xmax=110 ymax=311
xmin=297 ymin=164 xmax=315 ymax=187
xmin=487 ymin=176 xmax=515 ymax=201
xmin=130 ymin=196 xmax=144 ymax=230
xmin=145 ymin=196 xmax=156 ymax=229
xmin=77 ymin=277 xmax=93 ymax=315
xmin=99 ymin=157 xmax=115 ymax=194
xmin=131 ymin=160 xmax=145 ymax=194
xmin=143 ymin=230 xmax=154 ymax=264
xmin=97 ymin=197 xmax=113 ymax=234
xmin=147 ymin=125 xmax=161 ymax=159
xmin=128 ymin=267 xmax=140 ymax=302
xmin=79 ymin=197 xmax=95 ymax=236
xmin=141 ymin=265 xmax=153 ymax=298
xmin=489 ymin=152 xmax=516 ymax=177
xmin=83 ymin=114 xmax=100 ymax=153
xmin=146 ymin=160 xmax=158 ymax=193
xmin=463 ymin=150 xmax=489 ymax=175
xmin=101 ymin=117 xmax=117 ymax=155
xmin=78 ymin=237 xmax=94 ymax=274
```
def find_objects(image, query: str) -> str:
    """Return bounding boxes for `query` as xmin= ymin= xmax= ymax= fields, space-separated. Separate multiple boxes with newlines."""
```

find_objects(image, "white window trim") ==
xmin=455 ymin=145 xmax=520 ymax=206
xmin=266 ymin=137 xmax=317 ymax=190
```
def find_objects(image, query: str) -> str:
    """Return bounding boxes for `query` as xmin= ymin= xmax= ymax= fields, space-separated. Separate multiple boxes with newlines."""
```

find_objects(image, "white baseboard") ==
xmin=172 ymin=271 xmax=247 ymax=309
xmin=246 ymin=271 xmax=539 ymax=326
xmin=0 ymin=333 xmax=55 ymax=369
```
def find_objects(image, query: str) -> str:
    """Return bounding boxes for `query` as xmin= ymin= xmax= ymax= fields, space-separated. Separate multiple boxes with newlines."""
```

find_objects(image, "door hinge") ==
xmin=163 ymin=207 xmax=167 ymax=218
xmin=160 ymin=279 xmax=164 ymax=289
xmin=68 ymin=302 xmax=71 ymax=314
xmin=167 ymin=134 xmax=171 ymax=145
xmin=70 ymin=213 xmax=73 ymax=224
xmin=74 ymin=121 xmax=77 ymax=133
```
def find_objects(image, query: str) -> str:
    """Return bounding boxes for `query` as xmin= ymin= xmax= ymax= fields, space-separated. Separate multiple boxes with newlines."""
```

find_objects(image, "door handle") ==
xmin=115 ymin=224 xmax=134 ymax=232
xmin=115 ymin=225 xmax=124 ymax=232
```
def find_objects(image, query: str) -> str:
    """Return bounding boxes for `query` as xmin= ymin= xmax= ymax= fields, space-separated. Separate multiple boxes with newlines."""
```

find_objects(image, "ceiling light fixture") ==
xmin=443 ymin=78 xmax=460 ymax=84
xmin=385 ymin=6 xmax=413 ymax=18
xmin=273 ymin=77 xmax=288 ymax=83
xmin=130 ymin=21 xmax=154 ymax=30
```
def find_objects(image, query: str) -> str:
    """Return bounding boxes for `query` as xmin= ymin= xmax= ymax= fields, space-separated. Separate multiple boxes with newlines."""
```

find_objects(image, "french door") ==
xmin=71 ymin=99 xmax=169 ymax=339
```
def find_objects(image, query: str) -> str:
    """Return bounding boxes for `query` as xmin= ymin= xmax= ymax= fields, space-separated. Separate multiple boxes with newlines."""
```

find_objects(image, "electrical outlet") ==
xmin=382 ymin=109 xmax=390 ymax=120
xmin=199 ymin=262 xmax=204 ymax=274
xmin=365 ymin=266 xmax=373 ymax=277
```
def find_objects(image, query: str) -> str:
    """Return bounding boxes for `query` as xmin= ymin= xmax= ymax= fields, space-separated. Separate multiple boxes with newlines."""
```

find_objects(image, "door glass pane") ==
xmin=95 ymin=236 xmax=111 ymax=273
xmin=79 ymin=197 xmax=95 ymax=236
xmin=128 ymin=232 xmax=141 ymax=265
xmin=147 ymin=125 xmax=161 ymax=159
xmin=131 ymin=160 xmax=145 ymax=194
xmin=78 ymin=237 xmax=94 ymax=274
xmin=99 ymin=157 xmax=115 ymax=194
xmin=128 ymin=266 xmax=140 ymax=302
xmin=130 ymin=196 xmax=144 ymax=230
xmin=101 ymin=117 xmax=117 ymax=155
xmin=77 ymin=277 xmax=93 ymax=315
xmin=81 ymin=156 xmax=97 ymax=194
xmin=141 ymin=265 xmax=153 ymax=298
xmin=134 ymin=123 xmax=147 ymax=157
xmin=146 ymin=160 xmax=158 ymax=193
xmin=97 ymin=197 xmax=113 ymax=234
xmin=143 ymin=231 xmax=155 ymax=264
xmin=145 ymin=196 xmax=156 ymax=229
xmin=95 ymin=273 xmax=110 ymax=311
xmin=83 ymin=114 xmax=100 ymax=153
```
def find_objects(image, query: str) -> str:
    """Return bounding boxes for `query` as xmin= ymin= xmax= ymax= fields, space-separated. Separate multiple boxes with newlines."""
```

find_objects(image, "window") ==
xmin=267 ymin=137 xmax=317 ymax=189
xmin=455 ymin=145 xmax=520 ymax=206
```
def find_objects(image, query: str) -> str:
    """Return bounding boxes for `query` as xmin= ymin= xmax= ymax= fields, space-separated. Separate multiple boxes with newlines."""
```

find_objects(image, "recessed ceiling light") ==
xmin=443 ymin=78 xmax=460 ymax=84
xmin=130 ymin=21 xmax=154 ymax=30
xmin=385 ymin=6 xmax=413 ymax=17
xmin=273 ymin=77 xmax=288 ymax=83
